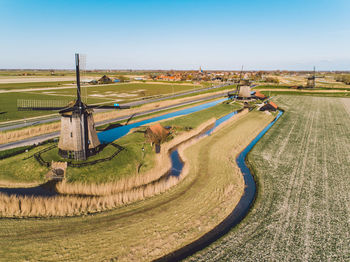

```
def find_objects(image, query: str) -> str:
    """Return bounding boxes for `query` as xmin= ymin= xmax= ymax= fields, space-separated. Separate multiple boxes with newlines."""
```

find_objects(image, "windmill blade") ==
xmin=17 ymin=99 xmax=70 ymax=111
xmin=58 ymin=107 xmax=76 ymax=114
xmin=125 ymin=113 xmax=137 ymax=126
xmin=19 ymin=106 xmax=69 ymax=111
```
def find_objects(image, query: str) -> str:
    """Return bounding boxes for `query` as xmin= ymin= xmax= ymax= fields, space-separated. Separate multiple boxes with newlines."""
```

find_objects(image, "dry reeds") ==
xmin=0 ymin=175 xmax=181 ymax=218
xmin=0 ymin=122 xmax=60 ymax=144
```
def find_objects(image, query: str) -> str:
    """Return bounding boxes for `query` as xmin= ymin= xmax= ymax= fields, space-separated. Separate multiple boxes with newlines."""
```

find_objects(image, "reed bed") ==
xmin=0 ymin=122 xmax=60 ymax=144
xmin=0 ymin=175 xmax=182 ymax=218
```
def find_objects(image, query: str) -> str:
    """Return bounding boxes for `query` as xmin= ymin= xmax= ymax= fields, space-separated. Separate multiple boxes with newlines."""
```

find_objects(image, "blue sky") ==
xmin=1 ymin=0 xmax=350 ymax=70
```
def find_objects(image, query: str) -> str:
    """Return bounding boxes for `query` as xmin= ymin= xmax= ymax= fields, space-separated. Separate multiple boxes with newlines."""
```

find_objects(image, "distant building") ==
xmin=98 ymin=75 xmax=112 ymax=84
xmin=260 ymin=102 xmax=278 ymax=111
xmin=253 ymin=91 xmax=266 ymax=100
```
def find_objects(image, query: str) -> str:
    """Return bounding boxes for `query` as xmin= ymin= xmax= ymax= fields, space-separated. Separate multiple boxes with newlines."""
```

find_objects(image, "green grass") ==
xmin=0 ymin=144 xmax=50 ymax=182
xmin=0 ymin=92 xmax=107 ymax=122
xmin=189 ymin=95 xmax=350 ymax=261
xmin=0 ymin=81 xmax=74 ymax=90
xmin=0 ymin=82 xmax=216 ymax=123
xmin=0 ymin=145 xmax=33 ymax=159
xmin=42 ymin=132 xmax=156 ymax=183
xmin=31 ymin=82 xmax=199 ymax=102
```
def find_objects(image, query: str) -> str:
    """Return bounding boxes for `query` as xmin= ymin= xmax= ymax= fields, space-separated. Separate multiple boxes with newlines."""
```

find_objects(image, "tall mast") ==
xmin=75 ymin=53 xmax=82 ymax=108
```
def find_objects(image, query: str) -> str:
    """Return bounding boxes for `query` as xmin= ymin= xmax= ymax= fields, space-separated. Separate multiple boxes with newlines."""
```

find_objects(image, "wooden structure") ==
xmin=98 ymin=75 xmax=112 ymax=84
xmin=253 ymin=91 xmax=266 ymax=100
xmin=260 ymin=102 xmax=278 ymax=111
xmin=145 ymin=123 xmax=169 ymax=153
xmin=306 ymin=66 xmax=316 ymax=88
xmin=239 ymin=86 xmax=251 ymax=98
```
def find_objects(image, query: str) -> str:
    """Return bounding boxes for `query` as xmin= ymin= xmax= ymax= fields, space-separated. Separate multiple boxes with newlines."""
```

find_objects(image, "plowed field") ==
xmin=189 ymin=96 xmax=350 ymax=261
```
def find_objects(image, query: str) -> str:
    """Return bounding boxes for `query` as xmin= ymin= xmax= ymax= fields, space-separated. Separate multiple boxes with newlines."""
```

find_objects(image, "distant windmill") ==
xmin=228 ymin=65 xmax=249 ymax=100
xmin=306 ymin=66 xmax=316 ymax=88
xmin=17 ymin=54 xmax=130 ymax=160
xmin=235 ymin=65 xmax=244 ymax=100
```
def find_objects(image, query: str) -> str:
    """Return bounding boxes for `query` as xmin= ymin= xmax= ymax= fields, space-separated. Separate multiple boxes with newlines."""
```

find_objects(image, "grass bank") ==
xmin=0 ymin=109 xmax=273 ymax=261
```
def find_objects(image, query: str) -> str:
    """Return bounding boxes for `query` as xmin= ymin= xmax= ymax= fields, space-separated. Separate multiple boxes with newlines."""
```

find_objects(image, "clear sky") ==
xmin=1 ymin=0 xmax=350 ymax=70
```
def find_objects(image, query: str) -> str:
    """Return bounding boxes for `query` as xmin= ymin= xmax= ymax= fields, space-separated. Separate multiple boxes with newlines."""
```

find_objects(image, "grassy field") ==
xmin=0 ymin=101 xmax=241 ymax=184
xmin=0 ymin=109 xmax=273 ymax=261
xmin=0 ymin=82 xmax=208 ymax=122
xmin=0 ymin=92 xmax=107 ymax=122
xmin=0 ymin=81 xmax=74 ymax=90
xmin=30 ymin=82 xmax=200 ymax=102
xmin=188 ymin=96 xmax=350 ymax=261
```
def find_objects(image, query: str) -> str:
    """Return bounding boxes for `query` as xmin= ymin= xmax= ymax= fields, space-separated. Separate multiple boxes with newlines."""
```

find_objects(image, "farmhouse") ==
xmin=260 ymin=101 xmax=278 ymax=111
xmin=98 ymin=75 xmax=112 ymax=84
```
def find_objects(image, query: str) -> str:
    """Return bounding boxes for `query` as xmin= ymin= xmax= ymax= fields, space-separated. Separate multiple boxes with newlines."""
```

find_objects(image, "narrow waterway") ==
xmin=97 ymin=98 xmax=227 ymax=144
xmin=155 ymin=110 xmax=284 ymax=262
xmin=169 ymin=109 xmax=239 ymax=177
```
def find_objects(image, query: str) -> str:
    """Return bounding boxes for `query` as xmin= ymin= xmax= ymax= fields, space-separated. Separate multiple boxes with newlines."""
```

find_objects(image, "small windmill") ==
xmin=235 ymin=65 xmax=244 ymax=99
xmin=306 ymin=66 xmax=316 ymax=88
xmin=18 ymin=54 xmax=130 ymax=160
xmin=228 ymin=65 xmax=248 ymax=100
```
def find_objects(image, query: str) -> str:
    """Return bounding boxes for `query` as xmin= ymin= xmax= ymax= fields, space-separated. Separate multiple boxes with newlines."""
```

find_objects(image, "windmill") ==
xmin=17 ymin=54 xmax=130 ymax=160
xmin=235 ymin=65 xmax=244 ymax=100
xmin=306 ymin=66 xmax=316 ymax=88
xmin=228 ymin=65 xmax=250 ymax=100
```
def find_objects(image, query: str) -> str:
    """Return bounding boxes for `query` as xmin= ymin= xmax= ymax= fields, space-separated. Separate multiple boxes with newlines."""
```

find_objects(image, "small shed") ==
xmin=98 ymin=75 xmax=112 ymax=84
xmin=260 ymin=102 xmax=278 ymax=111
xmin=145 ymin=123 xmax=170 ymax=153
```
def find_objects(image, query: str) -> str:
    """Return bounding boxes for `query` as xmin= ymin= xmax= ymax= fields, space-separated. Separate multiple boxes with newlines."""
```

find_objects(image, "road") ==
xmin=0 ymin=83 xmax=231 ymax=132
xmin=0 ymin=91 xmax=232 ymax=151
